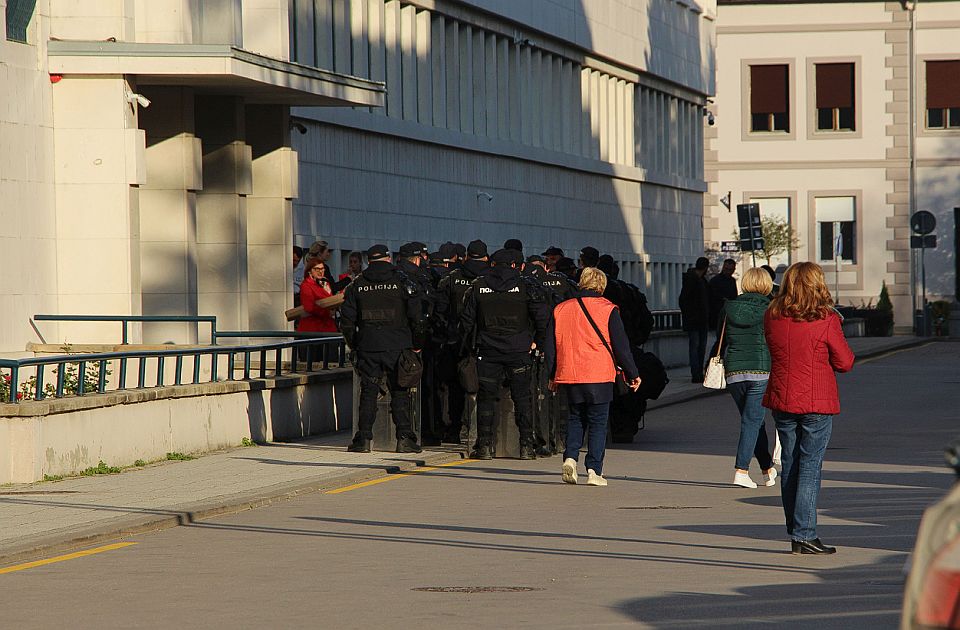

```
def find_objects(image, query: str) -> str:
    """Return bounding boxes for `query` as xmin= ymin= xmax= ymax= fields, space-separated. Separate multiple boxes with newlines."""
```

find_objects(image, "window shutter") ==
xmin=750 ymin=65 xmax=788 ymax=114
xmin=815 ymin=63 xmax=854 ymax=109
xmin=926 ymin=60 xmax=960 ymax=109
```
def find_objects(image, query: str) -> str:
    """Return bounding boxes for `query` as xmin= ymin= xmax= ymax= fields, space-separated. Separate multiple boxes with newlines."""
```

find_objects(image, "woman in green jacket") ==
xmin=719 ymin=267 xmax=777 ymax=489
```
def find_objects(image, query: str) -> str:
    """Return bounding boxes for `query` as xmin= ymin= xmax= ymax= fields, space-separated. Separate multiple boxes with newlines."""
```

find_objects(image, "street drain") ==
xmin=617 ymin=506 xmax=710 ymax=510
xmin=412 ymin=586 xmax=543 ymax=594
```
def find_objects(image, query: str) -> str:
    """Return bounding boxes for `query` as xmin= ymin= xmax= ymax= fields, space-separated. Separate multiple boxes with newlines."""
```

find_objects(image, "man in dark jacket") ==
xmin=708 ymin=258 xmax=739 ymax=359
xmin=679 ymin=257 xmax=710 ymax=382
xmin=437 ymin=240 xmax=490 ymax=443
xmin=460 ymin=249 xmax=551 ymax=459
xmin=340 ymin=245 xmax=428 ymax=453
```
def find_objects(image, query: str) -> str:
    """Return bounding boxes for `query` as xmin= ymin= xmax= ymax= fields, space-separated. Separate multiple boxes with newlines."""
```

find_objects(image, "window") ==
xmin=926 ymin=60 xmax=960 ymax=129
xmin=750 ymin=64 xmax=789 ymax=132
xmin=750 ymin=197 xmax=792 ymax=266
xmin=815 ymin=197 xmax=856 ymax=263
xmin=5 ymin=0 xmax=36 ymax=43
xmin=815 ymin=63 xmax=855 ymax=131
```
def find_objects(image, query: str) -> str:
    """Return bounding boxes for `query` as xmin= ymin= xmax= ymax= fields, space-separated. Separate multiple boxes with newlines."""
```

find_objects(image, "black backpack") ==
xmin=634 ymin=348 xmax=669 ymax=400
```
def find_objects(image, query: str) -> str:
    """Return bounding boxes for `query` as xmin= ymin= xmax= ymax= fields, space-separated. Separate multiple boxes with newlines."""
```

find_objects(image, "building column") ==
xmin=138 ymin=87 xmax=203 ymax=344
xmin=245 ymin=105 xmax=298 ymax=331
xmin=194 ymin=96 xmax=252 ymax=334
xmin=52 ymin=76 xmax=146 ymax=343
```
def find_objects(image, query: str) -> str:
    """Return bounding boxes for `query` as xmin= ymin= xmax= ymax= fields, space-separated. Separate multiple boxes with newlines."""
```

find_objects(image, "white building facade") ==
xmin=708 ymin=0 xmax=960 ymax=330
xmin=1 ymin=0 xmax=715 ymax=355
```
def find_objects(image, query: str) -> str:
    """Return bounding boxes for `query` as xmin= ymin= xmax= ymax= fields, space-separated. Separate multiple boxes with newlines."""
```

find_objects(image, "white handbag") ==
xmin=703 ymin=319 xmax=727 ymax=390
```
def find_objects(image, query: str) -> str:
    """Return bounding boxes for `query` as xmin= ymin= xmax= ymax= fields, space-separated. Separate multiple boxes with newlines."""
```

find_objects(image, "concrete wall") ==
xmin=0 ymin=370 xmax=353 ymax=484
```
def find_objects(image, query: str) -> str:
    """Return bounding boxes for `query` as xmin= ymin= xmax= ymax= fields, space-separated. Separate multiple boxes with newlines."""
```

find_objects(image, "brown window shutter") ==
xmin=816 ymin=63 xmax=854 ymax=109
xmin=926 ymin=60 xmax=960 ymax=109
xmin=750 ymin=64 xmax=788 ymax=114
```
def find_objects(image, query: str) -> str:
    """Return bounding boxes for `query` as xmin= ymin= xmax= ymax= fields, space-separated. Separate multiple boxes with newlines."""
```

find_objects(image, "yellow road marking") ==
xmin=327 ymin=459 xmax=476 ymax=494
xmin=0 ymin=542 xmax=137 ymax=575
xmin=857 ymin=342 xmax=932 ymax=365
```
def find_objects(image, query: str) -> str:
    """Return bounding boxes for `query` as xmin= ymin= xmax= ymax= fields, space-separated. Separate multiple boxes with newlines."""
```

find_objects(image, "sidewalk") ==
xmin=0 ymin=335 xmax=929 ymax=564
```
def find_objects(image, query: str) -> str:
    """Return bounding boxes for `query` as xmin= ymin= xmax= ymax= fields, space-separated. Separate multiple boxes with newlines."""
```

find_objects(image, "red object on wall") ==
xmin=49 ymin=74 xmax=63 ymax=83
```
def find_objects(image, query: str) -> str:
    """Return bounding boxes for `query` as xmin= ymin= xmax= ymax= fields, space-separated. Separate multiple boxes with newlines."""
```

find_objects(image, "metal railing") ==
xmin=0 ymin=335 xmax=346 ymax=404
xmin=33 ymin=314 xmax=218 ymax=345
xmin=651 ymin=310 xmax=682 ymax=332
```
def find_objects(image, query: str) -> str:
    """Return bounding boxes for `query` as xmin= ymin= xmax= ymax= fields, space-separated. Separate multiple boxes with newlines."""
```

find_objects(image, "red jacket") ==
xmin=299 ymin=278 xmax=338 ymax=333
xmin=762 ymin=311 xmax=855 ymax=415
xmin=553 ymin=297 xmax=617 ymax=384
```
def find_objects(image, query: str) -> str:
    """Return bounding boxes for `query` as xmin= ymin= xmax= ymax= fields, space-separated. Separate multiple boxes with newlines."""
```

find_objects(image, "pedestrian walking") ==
xmin=340 ymin=244 xmax=428 ymax=454
xmin=545 ymin=268 xmax=640 ymax=487
xmin=763 ymin=262 xmax=855 ymax=555
xmin=719 ymin=267 xmax=777 ymax=489
xmin=679 ymin=257 xmax=710 ymax=382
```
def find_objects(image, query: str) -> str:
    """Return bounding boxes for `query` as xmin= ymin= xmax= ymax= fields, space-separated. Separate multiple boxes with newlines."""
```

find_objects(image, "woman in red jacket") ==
xmin=764 ymin=262 xmax=854 ymax=555
xmin=299 ymin=259 xmax=338 ymax=333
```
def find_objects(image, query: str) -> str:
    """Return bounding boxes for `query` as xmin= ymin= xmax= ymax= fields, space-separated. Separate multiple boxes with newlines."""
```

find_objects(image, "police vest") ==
xmin=542 ymin=273 xmax=574 ymax=300
xmin=353 ymin=272 xmax=411 ymax=330
xmin=443 ymin=270 xmax=476 ymax=317
xmin=475 ymin=277 xmax=529 ymax=336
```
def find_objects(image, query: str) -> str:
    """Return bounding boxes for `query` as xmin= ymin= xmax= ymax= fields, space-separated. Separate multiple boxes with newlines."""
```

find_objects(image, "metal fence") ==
xmin=33 ymin=314 xmax=218 ymax=345
xmin=0 ymin=332 xmax=346 ymax=404
xmin=651 ymin=310 xmax=682 ymax=332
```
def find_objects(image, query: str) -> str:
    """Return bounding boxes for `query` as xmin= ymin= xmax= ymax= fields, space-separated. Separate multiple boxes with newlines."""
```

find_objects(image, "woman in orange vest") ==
xmin=545 ymin=267 xmax=640 ymax=486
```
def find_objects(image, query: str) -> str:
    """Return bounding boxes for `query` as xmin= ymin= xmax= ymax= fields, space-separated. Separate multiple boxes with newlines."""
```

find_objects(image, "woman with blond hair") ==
xmin=763 ymin=262 xmax=854 ymax=555
xmin=545 ymin=267 xmax=640 ymax=487
xmin=718 ymin=267 xmax=777 ymax=489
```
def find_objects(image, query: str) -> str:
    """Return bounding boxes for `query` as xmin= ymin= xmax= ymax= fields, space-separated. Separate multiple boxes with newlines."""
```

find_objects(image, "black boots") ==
xmin=347 ymin=434 xmax=371 ymax=453
xmin=471 ymin=444 xmax=494 ymax=460
xmin=519 ymin=444 xmax=538 ymax=460
xmin=396 ymin=436 xmax=423 ymax=453
xmin=791 ymin=538 xmax=837 ymax=555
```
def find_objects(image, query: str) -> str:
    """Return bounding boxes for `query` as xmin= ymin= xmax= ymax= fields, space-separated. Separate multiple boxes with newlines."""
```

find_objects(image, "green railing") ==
xmin=33 ymin=314 xmax=218 ymax=345
xmin=1 ymin=330 xmax=346 ymax=404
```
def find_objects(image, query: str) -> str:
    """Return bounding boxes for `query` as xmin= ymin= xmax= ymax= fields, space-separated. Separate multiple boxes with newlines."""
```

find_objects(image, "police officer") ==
xmin=542 ymin=246 xmax=564 ymax=272
xmin=437 ymin=239 xmax=490 ymax=443
xmin=340 ymin=244 xmax=427 ymax=453
xmin=526 ymin=255 xmax=578 ymax=303
xmin=459 ymin=248 xmax=550 ymax=460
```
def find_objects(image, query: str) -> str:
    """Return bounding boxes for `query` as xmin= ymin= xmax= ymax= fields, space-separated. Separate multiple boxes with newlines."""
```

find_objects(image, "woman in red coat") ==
xmin=299 ymin=259 xmax=338 ymax=333
xmin=764 ymin=262 xmax=854 ymax=555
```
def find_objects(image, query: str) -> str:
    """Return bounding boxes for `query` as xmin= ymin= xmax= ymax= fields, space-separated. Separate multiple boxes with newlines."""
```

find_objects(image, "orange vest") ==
xmin=553 ymin=297 xmax=617 ymax=384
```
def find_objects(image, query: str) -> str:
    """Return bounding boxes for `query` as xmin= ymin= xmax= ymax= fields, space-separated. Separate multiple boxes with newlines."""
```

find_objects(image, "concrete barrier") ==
xmin=0 ymin=370 xmax=353 ymax=484
xmin=643 ymin=330 xmax=692 ymax=369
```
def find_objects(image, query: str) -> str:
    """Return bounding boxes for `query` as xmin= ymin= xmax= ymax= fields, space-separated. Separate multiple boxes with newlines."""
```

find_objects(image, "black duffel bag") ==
xmin=457 ymin=355 xmax=480 ymax=394
xmin=397 ymin=348 xmax=423 ymax=388
xmin=634 ymin=349 xmax=669 ymax=400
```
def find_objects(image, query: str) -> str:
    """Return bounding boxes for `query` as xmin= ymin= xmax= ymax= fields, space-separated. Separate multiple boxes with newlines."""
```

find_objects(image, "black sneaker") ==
xmin=347 ymin=435 xmax=371 ymax=453
xmin=470 ymin=444 xmax=494 ymax=460
xmin=396 ymin=436 xmax=423 ymax=453
xmin=520 ymin=444 xmax=537 ymax=460
xmin=535 ymin=445 xmax=553 ymax=458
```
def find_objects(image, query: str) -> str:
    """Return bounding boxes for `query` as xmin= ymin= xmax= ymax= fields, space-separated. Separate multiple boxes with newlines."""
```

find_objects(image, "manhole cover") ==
xmin=412 ymin=586 xmax=543 ymax=594
xmin=617 ymin=506 xmax=710 ymax=510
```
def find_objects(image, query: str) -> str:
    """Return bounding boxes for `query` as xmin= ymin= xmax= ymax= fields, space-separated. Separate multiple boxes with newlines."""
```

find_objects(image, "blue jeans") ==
xmin=687 ymin=328 xmax=708 ymax=379
xmin=728 ymin=380 xmax=773 ymax=471
xmin=773 ymin=411 xmax=833 ymax=541
xmin=564 ymin=402 xmax=610 ymax=475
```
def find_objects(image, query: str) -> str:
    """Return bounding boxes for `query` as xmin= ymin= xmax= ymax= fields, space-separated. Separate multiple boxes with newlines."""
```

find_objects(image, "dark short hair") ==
xmin=695 ymin=257 xmax=710 ymax=270
xmin=348 ymin=250 xmax=362 ymax=260
xmin=723 ymin=258 xmax=736 ymax=266
xmin=293 ymin=246 xmax=304 ymax=257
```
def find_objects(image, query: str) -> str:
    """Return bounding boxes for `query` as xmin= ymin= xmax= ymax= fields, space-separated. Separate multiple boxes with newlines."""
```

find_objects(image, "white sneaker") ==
xmin=587 ymin=469 xmax=607 ymax=487
xmin=733 ymin=470 xmax=758 ymax=488
xmin=762 ymin=467 xmax=778 ymax=487
xmin=562 ymin=458 xmax=578 ymax=484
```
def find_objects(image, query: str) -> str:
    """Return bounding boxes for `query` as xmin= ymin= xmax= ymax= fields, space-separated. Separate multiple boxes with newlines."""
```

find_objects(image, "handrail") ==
xmin=0 ymin=335 xmax=346 ymax=404
xmin=34 ymin=314 xmax=218 ymax=345
xmin=651 ymin=309 xmax=682 ymax=332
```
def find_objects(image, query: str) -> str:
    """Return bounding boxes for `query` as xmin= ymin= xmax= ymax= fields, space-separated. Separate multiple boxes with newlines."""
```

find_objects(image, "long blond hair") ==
xmin=768 ymin=262 xmax=833 ymax=322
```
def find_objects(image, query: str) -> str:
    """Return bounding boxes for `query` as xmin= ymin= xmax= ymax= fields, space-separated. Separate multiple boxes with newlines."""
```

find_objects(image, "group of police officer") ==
xmin=338 ymin=239 xmax=654 ymax=460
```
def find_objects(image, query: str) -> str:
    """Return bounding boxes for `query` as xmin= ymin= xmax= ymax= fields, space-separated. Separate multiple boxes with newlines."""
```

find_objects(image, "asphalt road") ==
xmin=2 ymin=342 xmax=957 ymax=629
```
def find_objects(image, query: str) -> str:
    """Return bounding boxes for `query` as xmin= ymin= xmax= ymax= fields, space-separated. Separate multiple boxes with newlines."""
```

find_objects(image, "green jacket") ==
xmin=719 ymin=292 xmax=771 ymax=375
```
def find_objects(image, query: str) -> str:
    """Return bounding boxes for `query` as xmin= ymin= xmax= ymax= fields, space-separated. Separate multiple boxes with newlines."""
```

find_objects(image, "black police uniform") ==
xmin=437 ymin=257 xmax=490 ymax=442
xmin=340 ymin=253 xmax=427 ymax=452
xmin=459 ymin=252 xmax=550 ymax=459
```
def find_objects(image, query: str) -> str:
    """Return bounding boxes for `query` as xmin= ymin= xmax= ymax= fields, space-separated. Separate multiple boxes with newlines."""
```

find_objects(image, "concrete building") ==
xmin=1 ymin=0 xmax=715 ymax=355
xmin=707 ymin=0 xmax=959 ymax=330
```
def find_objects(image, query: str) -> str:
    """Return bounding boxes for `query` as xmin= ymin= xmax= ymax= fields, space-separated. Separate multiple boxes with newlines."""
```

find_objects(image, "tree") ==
xmin=731 ymin=216 xmax=801 ymax=266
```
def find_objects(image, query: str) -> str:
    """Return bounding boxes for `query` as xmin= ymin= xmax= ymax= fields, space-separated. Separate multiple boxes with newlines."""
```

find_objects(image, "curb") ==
xmin=0 ymin=449 xmax=464 ymax=567
xmin=646 ymin=337 xmax=929 ymax=413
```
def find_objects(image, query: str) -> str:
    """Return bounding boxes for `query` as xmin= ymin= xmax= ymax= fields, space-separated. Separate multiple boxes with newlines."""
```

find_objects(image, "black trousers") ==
xmin=440 ymin=346 xmax=466 ymax=439
xmin=419 ymin=344 xmax=443 ymax=444
xmin=476 ymin=354 xmax=534 ymax=446
xmin=356 ymin=350 xmax=413 ymax=440
xmin=531 ymin=355 xmax=558 ymax=452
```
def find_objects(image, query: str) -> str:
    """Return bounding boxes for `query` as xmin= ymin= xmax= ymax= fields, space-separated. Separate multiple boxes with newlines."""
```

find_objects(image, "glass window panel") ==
xmin=949 ymin=108 xmax=960 ymax=128
xmin=838 ymin=107 xmax=855 ymax=130
xmin=772 ymin=112 xmax=789 ymax=131
xmin=817 ymin=108 xmax=833 ymax=130
xmin=928 ymin=108 xmax=945 ymax=128
xmin=819 ymin=222 xmax=834 ymax=261
xmin=751 ymin=113 xmax=769 ymax=132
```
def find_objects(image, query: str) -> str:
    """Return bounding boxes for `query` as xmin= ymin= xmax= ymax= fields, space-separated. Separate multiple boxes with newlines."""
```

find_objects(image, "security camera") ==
xmin=704 ymin=110 xmax=715 ymax=126
xmin=476 ymin=191 xmax=493 ymax=202
xmin=290 ymin=121 xmax=308 ymax=134
xmin=126 ymin=91 xmax=151 ymax=108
